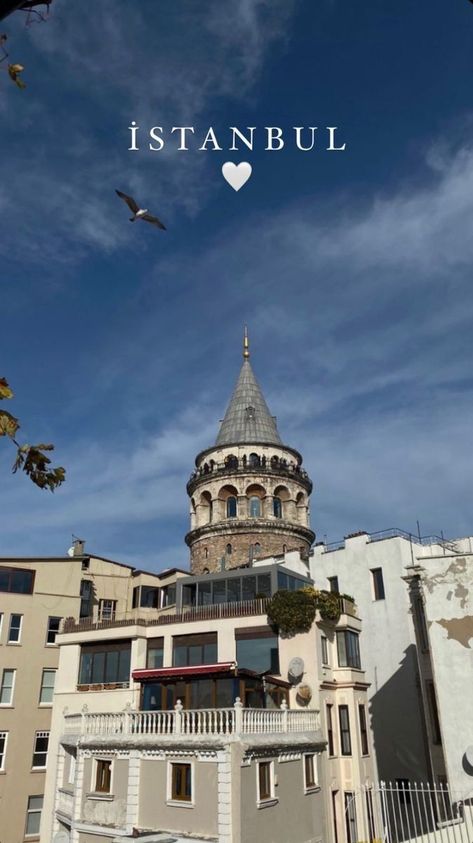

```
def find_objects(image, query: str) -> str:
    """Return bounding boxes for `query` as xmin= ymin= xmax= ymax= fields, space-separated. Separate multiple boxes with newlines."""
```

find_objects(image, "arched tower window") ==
xmin=226 ymin=543 xmax=232 ymax=555
xmin=248 ymin=452 xmax=260 ymax=468
xmin=270 ymin=456 xmax=279 ymax=468
xmin=226 ymin=496 xmax=237 ymax=518
xmin=273 ymin=497 xmax=282 ymax=519
xmin=249 ymin=496 xmax=261 ymax=517
xmin=225 ymin=454 xmax=238 ymax=470
xmin=254 ymin=542 xmax=261 ymax=557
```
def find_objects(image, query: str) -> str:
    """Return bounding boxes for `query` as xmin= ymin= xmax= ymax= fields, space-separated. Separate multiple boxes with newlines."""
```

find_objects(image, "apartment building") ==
xmin=311 ymin=529 xmax=473 ymax=793
xmin=0 ymin=544 xmax=186 ymax=843
xmin=41 ymin=560 xmax=375 ymax=843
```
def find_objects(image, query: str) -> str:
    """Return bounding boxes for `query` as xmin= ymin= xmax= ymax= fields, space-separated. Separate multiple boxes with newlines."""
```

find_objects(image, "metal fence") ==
xmin=346 ymin=783 xmax=473 ymax=843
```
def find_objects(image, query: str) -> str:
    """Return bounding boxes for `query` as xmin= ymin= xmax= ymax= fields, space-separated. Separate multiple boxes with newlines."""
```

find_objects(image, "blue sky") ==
xmin=1 ymin=0 xmax=473 ymax=570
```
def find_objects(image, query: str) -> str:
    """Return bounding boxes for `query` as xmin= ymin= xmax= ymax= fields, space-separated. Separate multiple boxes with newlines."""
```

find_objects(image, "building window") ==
xmin=366 ymin=789 xmax=376 ymax=839
xmin=273 ymin=497 xmax=282 ymax=518
xmin=46 ymin=616 xmax=62 ymax=645
xmin=337 ymin=630 xmax=361 ymax=669
xmin=79 ymin=642 xmax=131 ymax=686
xmin=339 ymin=706 xmax=352 ymax=755
xmin=0 ymin=566 xmax=35 ymax=594
xmin=328 ymin=576 xmax=339 ymax=593
xmin=173 ymin=633 xmax=217 ymax=667
xmin=257 ymin=760 xmax=274 ymax=803
xmin=0 ymin=669 xmax=15 ymax=705
xmin=161 ymin=584 xmax=176 ymax=607
xmin=254 ymin=542 xmax=261 ymax=558
xmin=344 ymin=792 xmax=357 ymax=843
xmin=25 ymin=796 xmax=43 ymax=837
xmin=147 ymin=637 xmax=164 ymax=669
xmin=414 ymin=597 xmax=429 ymax=651
xmin=321 ymin=636 xmax=329 ymax=666
xmin=426 ymin=681 xmax=442 ymax=744
xmin=0 ymin=731 xmax=8 ymax=770
xmin=359 ymin=705 xmax=369 ymax=755
xmin=170 ymin=762 xmax=192 ymax=802
xmin=249 ymin=452 xmax=260 ymax=467
xmin=8 ymin=613 xmax=23 ymax=644
xmin=0 ymin=612 xmax=3 ymax=638
xmin=371 ymin=568 xmax=385 ymax=600
xmin=235 ymin=628 xmax=279 ymax=674
xmin=303 ymin=753 xmax=318 ymax=791
xmin=226 ymin=496 xmax=237 ymax=518
xmin=81 ymin=558 xmax=90 ymax=571
xmin=95 ymin=759 xmax=112 ymax=793
xmin=226 ymin=543 xmax=232 ymax=555
xmin=39 ymin=669 xmax=56 ymax=704
xmin=32 ymin=731 xmax=49 ymax=768
xmin=98 ymin=599 xmax=117 ymax=621
xmin=249 ymin=496 xmax=261 ymax=517
xmin=326 ymin=704 xmax=335 ymax=756
xmin=80 ymin=579 xmax=93 ymax=618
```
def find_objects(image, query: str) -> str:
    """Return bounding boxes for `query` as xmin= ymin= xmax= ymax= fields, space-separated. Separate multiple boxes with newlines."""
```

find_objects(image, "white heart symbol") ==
xmin=222 ymin=161 xmax=252 ymax=191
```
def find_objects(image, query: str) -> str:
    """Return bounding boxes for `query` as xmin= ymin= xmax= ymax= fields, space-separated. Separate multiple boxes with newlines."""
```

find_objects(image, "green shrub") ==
xmin=266 ymin=589 xmax=316 ymax=635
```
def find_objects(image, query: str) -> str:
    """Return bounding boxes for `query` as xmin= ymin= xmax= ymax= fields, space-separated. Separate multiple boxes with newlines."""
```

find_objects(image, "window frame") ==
xmin=7 ymin=613 xmax=23 ymax=644
xmin=39 ymin=668 xmax=56 ymax=706
xmin=98 ymin=599 xmax=117 ymax=621
xmin=235 ymin=627 xmax=280 ymax=675
xmin=0 ymin=611 xmax=3 ymax=640
xmin=167 ymin=760 xmax=194 ymax=806
xmin=303 ymin=753 xmax=318 ymax=792
xmin=25 ymin=795 xmax=43 ymax=837
xmin=337 ymin=630 xmax=361 ymax=669
xmin=0 ymin=566 xmax=35 ymax=595
xmin=248 ymin=495 xmax=262 ymax=518
xmin=0 ymin=730 xmax=8 ymax=771
xmin=46 ymin=616 xmax=62 ymax=646
xmin=0 ymin=668 xmax=16 ymax=706
xmin=226 ymin=496 xmax=237 ymax=518
xmin=257 ymin=760 xmax=276 ymax=806
xmin=172 ymin=633 xmax=217 ymax=668
xmin=326 ymin=703 xmax=335 ymax=757
xmin=339 ymin=705 xmax=352 ymax=756
xmin=146 ymin=637 xmax=164 ymax=669
xmin=328 ymin=575 xmax=339 ymax=593
xmin=78 ymin=641 xmax=131 ymax=686
xmin=358 ymin=704 xmax=369 ymax=756
xmin=32 ymin=731 xmax=50 ymax=769
xmin=94 ymin=757 xmax=112 ymax=794
xmin=321 ymin=635 xmax=329 ymax=666
xmin=371 ymin=567 xmax=385 ymax=601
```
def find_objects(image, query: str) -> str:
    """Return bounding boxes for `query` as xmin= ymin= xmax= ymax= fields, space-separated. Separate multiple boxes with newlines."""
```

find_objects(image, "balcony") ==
xmin=187 ymin=458 xmax=312 ymax=495
xmin=63 ymin=700 xmax=320 ymax=740
xmin=62 ymin=597 xmax=272 ymax=634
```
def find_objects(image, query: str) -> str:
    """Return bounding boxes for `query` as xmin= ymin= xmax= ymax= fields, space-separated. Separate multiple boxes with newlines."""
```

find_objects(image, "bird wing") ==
xmin=141 ymin=213 xmax=166 ymax=230
xmin=115 ymin=189 xmax=139 ymax=213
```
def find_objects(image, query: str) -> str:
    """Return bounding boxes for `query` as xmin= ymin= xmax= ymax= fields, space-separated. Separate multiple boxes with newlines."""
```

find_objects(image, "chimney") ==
xmin=68 ymin=537 xmax=85 ymax=557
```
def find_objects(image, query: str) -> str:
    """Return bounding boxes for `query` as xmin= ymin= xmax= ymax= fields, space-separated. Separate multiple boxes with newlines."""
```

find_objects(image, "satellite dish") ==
xmin=288 ymin=657 xmax=304 ymax=682
xmin=67 ymin=547 xmax=75 ymax=557
xmin=53 ymin=833 xmax=70 ymax=843
xmin=296 ymin=684 xmax=312 ymax=704
xmin=465 ymin=746 xmax=473 ymax=767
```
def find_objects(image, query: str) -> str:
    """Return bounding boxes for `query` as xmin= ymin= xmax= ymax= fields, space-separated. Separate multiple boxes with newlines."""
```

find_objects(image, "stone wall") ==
xmin=190 ymin=526 xmax=312 ymax=575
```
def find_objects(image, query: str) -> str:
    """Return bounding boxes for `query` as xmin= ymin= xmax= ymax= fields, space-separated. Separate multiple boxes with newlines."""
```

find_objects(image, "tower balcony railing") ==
xmin=187 ymin=458 xmax=312 ymax=494
xmin=63 ymin=700 xmax=320 ymax=739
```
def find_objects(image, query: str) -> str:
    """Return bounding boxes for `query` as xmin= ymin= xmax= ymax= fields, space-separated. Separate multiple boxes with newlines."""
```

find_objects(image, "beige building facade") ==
xmin=0 ymin=545 xmax=185 ymax=843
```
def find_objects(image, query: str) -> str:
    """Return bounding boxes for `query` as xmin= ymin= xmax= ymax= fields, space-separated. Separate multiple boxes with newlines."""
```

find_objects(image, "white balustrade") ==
xmin=64 ymin=702 xmax=319 ymax=738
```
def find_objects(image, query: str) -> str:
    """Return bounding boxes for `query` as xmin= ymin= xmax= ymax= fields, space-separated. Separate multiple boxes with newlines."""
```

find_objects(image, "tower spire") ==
xmin=243 ymin=325 xmax=250 ymax=359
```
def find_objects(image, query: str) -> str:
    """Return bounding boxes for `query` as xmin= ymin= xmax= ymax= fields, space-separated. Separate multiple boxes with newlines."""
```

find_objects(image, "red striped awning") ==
xmin=132 ymin=662 xmax=236 ymax=682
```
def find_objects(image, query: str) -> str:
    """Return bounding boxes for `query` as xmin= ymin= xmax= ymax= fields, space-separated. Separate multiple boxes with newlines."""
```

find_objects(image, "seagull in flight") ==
xmin=115 ymin=190 xmax=166 ymax=230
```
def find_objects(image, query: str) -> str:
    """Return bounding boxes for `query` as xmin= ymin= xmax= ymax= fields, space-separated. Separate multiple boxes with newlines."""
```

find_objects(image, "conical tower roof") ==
xmin=216 ymin=331 xmax=282 ymax=447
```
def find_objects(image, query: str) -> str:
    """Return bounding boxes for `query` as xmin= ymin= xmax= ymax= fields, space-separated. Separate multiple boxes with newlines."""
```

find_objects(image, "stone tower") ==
xmin=186 ymin=331 xmax=315 ymax=574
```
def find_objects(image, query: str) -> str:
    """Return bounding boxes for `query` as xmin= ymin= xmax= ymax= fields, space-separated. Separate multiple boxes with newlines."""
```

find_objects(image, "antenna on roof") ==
xmin=243 ymin=325 xmax=250 ymax=360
